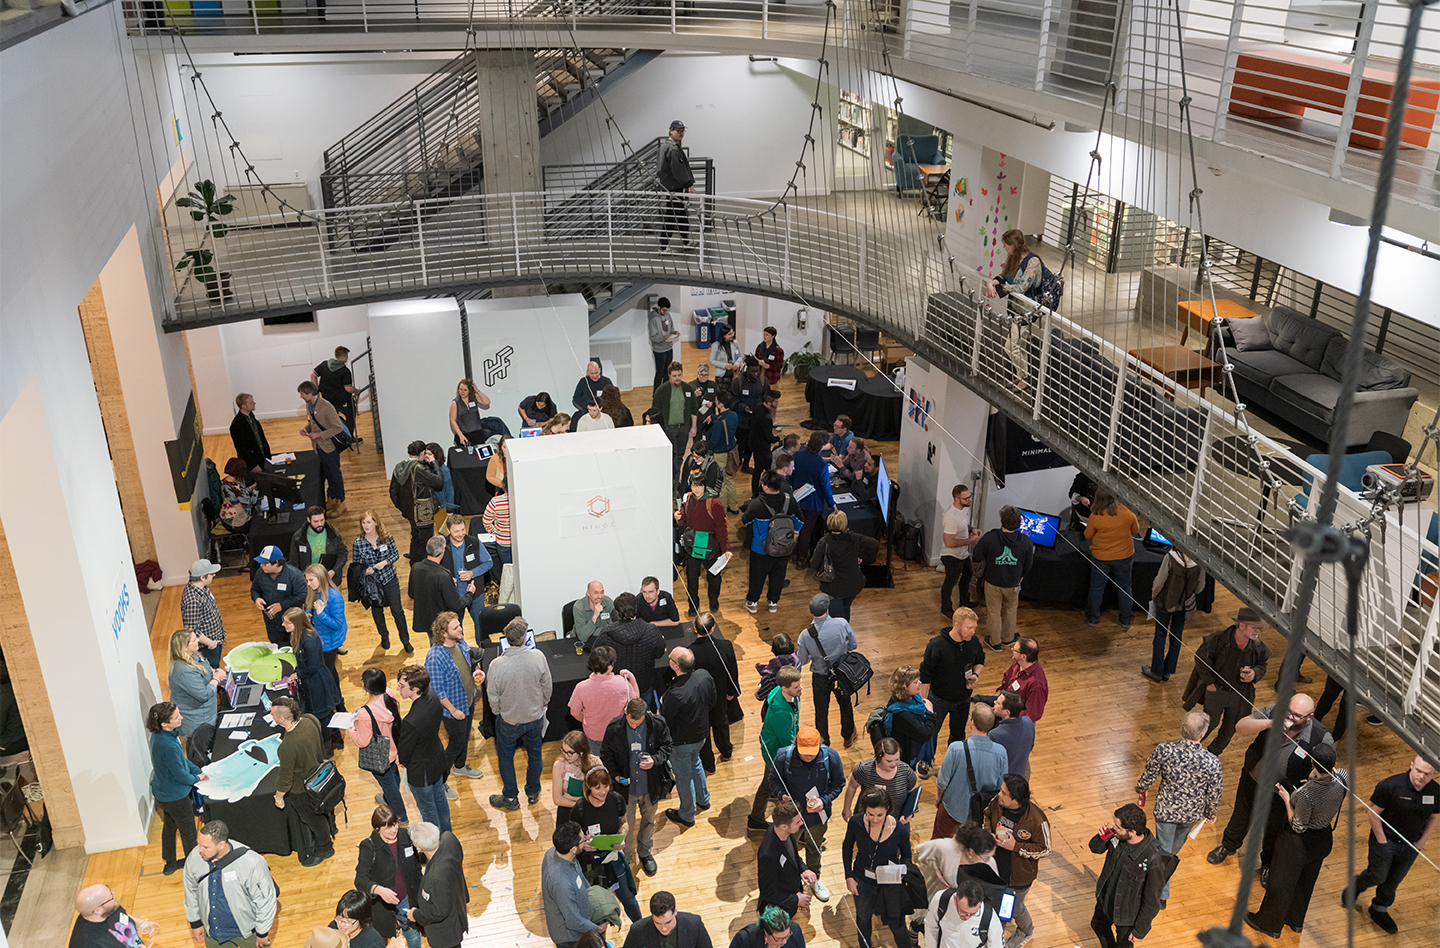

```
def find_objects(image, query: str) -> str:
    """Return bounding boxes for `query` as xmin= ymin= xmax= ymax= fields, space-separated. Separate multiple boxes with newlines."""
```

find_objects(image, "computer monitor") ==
xmin=1017 ymin=509 xmax=1059 ymax=548
xmin=875 ymin=455 xmax=892 ymax=524
xmin=518 ymin=427 xmax=543 ymax=438
xmin=498 ymin=628 xmax=537 ymax=652
xmin=250 ymin=469 xmax=304 ymax=517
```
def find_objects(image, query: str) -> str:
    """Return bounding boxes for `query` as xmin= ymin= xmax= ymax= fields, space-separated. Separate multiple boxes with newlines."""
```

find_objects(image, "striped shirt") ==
xmin=180 ymin=583 xmax=226 ymax=646
xmin=1290 ymin=770 xmax=1349 ymax=832
xmin=483 ymin=493 xmax=511 ymax=546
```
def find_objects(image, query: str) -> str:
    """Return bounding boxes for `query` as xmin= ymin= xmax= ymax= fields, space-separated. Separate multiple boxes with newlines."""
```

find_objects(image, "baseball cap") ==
xmin=190 ymin=558 xmax=221 ymax=577
xmin=1236 ymin=607 xmax=1261 ymax=624
xmin=253 ymin=546 xmax=284 ymax=564
xmin=669 ymin=119 xmax=685 ymax=130
xmin=809 ymin=593 xmax=831 ymax=617
xmin=795 ymin=727 xmax=822 ymax=750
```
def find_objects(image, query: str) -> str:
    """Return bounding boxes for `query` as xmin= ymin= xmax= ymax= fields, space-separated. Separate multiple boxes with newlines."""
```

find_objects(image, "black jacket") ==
xmin=396 ymin=692 xmax=448 ymax=786
xmin=412 ymin=832 xmax=469 ymax=948
xmin=757 ymin=827 xmax=804 ymax=914
xmin=661 ymin=670 xmax=717 ymax=744
xmin=249 ymin=563 xmax=306 ymax=642
xmin=229 ymin=411 xmax=271 ymax=471
xmin=810 ymin=529 xmax=879 ymax=600
xmin=390 ymin=457 xmax=443 ymax=523
xmin=593 ymin=619 xmax=667 ymax=699
xmin=918 ymin=632 xmax=987 ymax=703
xmin=691 ymin=632 xmax=739 ymax=706
xmin=601 ymin=711 xmax=674 ymax=804
xmin=289 ymin=522 xmax=348 ymax=576
xmin=1088 ymin=831 xmax=1175 ymax=938
xmin=622 ymin=911 xmax=713 ymax=948
xmin=956 ymin=861 xmax=1009 ymax=914
xmin=657 ymin=138 xmax=695 ymax=191
xmin=355 ymin=827 xmax=424 ymax=938
xmin=729 ymin=921 xmax=804 ymax=948
xmin=408 ymin=559 xmax=476 ymax=639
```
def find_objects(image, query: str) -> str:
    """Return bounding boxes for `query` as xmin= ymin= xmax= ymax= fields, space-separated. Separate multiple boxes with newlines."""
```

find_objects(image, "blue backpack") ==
xmin=1019 ymin=253 xmax=1064 ymax=311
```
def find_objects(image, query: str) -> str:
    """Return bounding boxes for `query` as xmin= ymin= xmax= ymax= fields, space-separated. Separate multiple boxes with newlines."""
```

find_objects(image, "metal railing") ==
xmin=540 ymin=137 xmax=714 ymax=239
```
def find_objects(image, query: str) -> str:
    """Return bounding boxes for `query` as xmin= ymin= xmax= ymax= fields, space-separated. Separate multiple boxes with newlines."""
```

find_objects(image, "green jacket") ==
xmin=758 ymin=685 xmax=800 ymax=764
xmin=276 ymin=713 xmax=325 ymax=794
xmin=650 ymin=381 xmax=699 ymax=427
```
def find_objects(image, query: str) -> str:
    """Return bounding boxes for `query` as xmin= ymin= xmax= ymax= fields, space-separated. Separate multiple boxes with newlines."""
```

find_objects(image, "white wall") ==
xmin=368 ymin=299 xmax=467 ymax=476
xmin=508 ymin=426 xmax=676 ymax=634
xmin=464 ymin=294 xmax=590 ymax=415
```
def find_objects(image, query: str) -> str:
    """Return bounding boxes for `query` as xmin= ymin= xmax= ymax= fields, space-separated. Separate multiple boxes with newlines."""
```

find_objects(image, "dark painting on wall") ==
xmin=164 ymin=392 xmax=203 ymax=508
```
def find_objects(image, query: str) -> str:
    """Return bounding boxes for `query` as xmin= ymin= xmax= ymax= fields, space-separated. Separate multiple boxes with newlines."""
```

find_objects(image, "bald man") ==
xmin=661 ymin=646 xmax=716 ymax=827
xmin=571 ymin=581 xmax=613 ymax=647
xmin=1207 ymin=692 xmax=1334 ymax=882
xmin=70 ymin=885 xmax=135 ymax=948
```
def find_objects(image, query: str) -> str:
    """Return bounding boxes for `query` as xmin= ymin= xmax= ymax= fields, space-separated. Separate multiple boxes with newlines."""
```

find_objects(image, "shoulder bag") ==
xmin=356 ymin=706 xmax=391 ymax=775
xmin=410 ymin=469 xmax=436 ymax=526
xmin=961 ymin=739 xmax=998 ymax=823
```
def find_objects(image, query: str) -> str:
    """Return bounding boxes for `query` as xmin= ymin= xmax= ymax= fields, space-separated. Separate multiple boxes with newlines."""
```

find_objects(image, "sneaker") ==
xmin=1140 ymin=666 xmax=1165 ymax=683
xmin=402 ymin=641 xmax=414 ymax=653
xmin=915 ymin=761 xmax=931 ymax=779
xmin=745 ymin=601 xmax=758 ymax=614
xmin=528 ymin=792 xmax=541 ymax=805
xmin=811 ymin=878 xmax=830 ymax=902
xmin=1206 ymin=844 xmax=1234 ymax=864
xmin=1366 ymin=713 xmax=1384 ymax=725
xmin=1086 ymin=617 xmax=1100 ymax=626
xmin=453 ymin=765 xmax=484 ymax=779
xmin=374 ymin=794 xmax=385 ymax=805
xmin=986 ymin=640 xmax=1005 ymax=652
xmin=1259 ymin=866 xmax=1270 ymax=889
xmin=746 ymin=816 xmax=769 ymax=833
xmin=665 ymin=807 xmax=696 ymax=828
xmin=1004 ymin=934 xmax=1033 ymax=948
xmin=489 ymin=794 xmax=520 ymax=811
xmin=1368 ymin=906 xmax=1398 ymax=934
xmin=162 ymin=862 xmax=183 ymax=876
xmin=444 ymin=784 xmax=459 ymax=801
xmin=696 ymin=800 xmax=711 ymax=812
xmin=337 ymin=646 xmax=349 ymax=655
xmin=768 ymin=602 xmax=778 ymax=613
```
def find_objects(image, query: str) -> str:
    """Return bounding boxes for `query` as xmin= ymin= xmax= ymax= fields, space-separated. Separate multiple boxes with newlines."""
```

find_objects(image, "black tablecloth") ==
xmin=448 ymin=446 xmax=493 ymax=517
xmin=1019 ymin=533 xmax=1215 ymax=610
xmin=805 ymin=366 xmax=903 ymax=441
xmin=837 ymin=494 xmax=883 ymax=540
xmin=478 ymin=625 xmax=692 ymax=742
xmin=246 ymin=451 xmax=322 ymax=577
xmin=203 ymin=711 xmax=293 ymax=856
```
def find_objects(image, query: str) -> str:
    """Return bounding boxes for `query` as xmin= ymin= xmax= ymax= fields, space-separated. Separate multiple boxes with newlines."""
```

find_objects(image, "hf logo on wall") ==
xmin=483 ymin=345 xmax=515 ymax=387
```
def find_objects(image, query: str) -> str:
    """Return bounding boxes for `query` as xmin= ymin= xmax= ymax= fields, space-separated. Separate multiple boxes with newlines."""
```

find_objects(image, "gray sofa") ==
xmin=1219 ymin=304 xmax=1418 ymax=447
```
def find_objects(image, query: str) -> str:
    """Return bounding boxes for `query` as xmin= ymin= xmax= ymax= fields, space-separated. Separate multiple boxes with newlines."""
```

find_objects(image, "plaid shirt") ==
xmin=351 ymin=534 xmax=400 ymax=587
xmin=181 ymin=584 xmax=226 ymax=646
xmin=424 ymin=638 xmax=475 ymax=715
xmin=1136 ymin=739 xmax=1224 ymax=824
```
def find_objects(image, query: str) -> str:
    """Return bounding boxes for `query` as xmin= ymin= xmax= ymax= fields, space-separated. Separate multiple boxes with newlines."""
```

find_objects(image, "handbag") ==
xmin=356 ymin=706 xmax=391 ymax=775
xmin=725 ymin=448 xmax=741 ymax=475
xmin=410 ymin=469 xmax=436 ymax=526
xmin=815 ymin=539 xmax=836 ymax=583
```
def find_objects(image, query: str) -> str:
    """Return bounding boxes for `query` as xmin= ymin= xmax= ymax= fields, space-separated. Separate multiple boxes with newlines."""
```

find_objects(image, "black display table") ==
xmin=447 ymin=446 xmax=494 ymax=517
xmin=477 ymin=625 xmax=692 ymax=742
xmin=203 ymin=711 xmax=293 ymax=856
xmin=1019 ymin=533 xmax=1215 ymax=612
xmin=804 ymin=366 xmax=903 ymax=441
xmin=246 ymin=451 xmax=322 ymax=577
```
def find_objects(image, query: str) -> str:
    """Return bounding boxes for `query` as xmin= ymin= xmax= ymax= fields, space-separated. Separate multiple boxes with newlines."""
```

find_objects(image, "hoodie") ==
xmin=592 ymin=619 xmax=667 ymax=698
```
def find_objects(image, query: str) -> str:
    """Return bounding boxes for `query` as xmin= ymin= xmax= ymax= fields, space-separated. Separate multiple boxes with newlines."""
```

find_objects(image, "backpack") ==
xmin=762 ymin=496 xmax=798 ymax=557
xmin=1019 ymin=253 xmax=1064 ymax=311
xmin=937 ymin=889 xmax=996 ymax=945
xmin=865 ymin=705 xmax=889 ymax=751
xmin=806 ymin=623 xmax=874 ymax=701
xmin=893 ymin=517 xmax=924 ymax=563
xmin=304 ymin=757 xmax=347 ymax=817
xmin=962 ymin=739 xmax=1000 ymax=823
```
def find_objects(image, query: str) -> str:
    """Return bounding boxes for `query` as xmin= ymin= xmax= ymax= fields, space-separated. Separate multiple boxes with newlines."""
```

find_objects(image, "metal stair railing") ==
xmin=541 ymin=137 xmax=714 ymax=241
xmin=162 ymin=185 xmax=1440 ymax=763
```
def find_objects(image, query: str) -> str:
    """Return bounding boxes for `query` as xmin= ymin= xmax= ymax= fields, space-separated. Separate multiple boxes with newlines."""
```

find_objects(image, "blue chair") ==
xmin=892 ymin=135 xmax=941 ymax=195
xmin=1294 ymin=450 xmax=1389 ymax=511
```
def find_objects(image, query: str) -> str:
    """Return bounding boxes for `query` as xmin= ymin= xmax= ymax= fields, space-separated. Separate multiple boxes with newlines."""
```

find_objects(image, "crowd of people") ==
xmin=70 ymin=351 xmax=1438 ymax=948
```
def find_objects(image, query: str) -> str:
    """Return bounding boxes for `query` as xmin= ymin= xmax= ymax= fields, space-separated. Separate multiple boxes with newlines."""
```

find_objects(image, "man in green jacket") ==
xmin=651 ymin=362 xmax=699 ymax=479
xmin=271 ymin=696 xmax=333 ymax=867
xmin=748 ymin=665 xmax=803 ymax=831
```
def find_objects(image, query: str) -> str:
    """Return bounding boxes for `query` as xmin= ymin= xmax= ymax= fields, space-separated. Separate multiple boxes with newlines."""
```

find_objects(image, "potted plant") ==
xmin=174 ymin=180 xmax=237 ymax=303
xmin=784 ymin=341 xmax=827 ymax=384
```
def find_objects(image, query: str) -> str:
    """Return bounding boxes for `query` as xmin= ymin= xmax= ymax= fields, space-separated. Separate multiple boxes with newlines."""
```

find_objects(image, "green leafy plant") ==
xmin=174 ymin=248 xmax=218 ymax=286
xmin=175 ymin=179 xmax=237 ymax=238
xmin=784 ymin=341 xmax=827 ymax=381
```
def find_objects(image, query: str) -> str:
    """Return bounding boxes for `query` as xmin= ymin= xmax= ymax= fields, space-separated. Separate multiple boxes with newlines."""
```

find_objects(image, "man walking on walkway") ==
xmin=657 ymin=120 xmax=696 ymax=253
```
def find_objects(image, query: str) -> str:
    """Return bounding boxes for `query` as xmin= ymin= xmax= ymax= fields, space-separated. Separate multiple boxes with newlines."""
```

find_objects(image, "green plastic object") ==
xmin=246 ymin=653 xmax=296 ymax=684
xmin=225 ymin=643 xmax=273 ymax=673
xmin=708 ymin=307 xmax=729 ymax=320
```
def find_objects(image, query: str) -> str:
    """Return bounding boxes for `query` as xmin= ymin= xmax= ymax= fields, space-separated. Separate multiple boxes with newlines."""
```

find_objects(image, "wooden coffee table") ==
xmin=1129 ymin=344 xmax=1220 ymax=397
xmin=1176 ymin=298 xmax=1258 ymax=347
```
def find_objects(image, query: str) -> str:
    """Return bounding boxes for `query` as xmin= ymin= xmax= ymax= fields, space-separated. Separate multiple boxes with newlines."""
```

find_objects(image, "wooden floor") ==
xmin=81 ymin=344 xmax=1437 ymax=947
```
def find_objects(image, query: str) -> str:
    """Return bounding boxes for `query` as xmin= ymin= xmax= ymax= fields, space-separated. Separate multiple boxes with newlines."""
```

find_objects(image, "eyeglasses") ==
xmin=950 ymin=902 xmax=980 ymax=920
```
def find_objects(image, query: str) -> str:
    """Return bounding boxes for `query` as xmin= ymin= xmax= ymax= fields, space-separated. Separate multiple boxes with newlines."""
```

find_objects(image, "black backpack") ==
xmin=893 ymin=517 xmax=925 ymax=563
xmin=937 ymin=889 xmax=996 ymax=945
xmin=762 ymin=496 xmax=798 ymax=557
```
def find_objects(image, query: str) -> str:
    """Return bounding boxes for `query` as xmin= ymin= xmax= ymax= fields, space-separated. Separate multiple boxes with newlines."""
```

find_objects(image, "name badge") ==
xmin=588 ymin=824 xmax=601 ymax=836
xmin=1424 ymin=795 xmax=1435 ymax=805
xmin=631 ymin=742 xmax=642 ymax=752
xmin=468 ymin=402 xmax=477 ymax=409
xmin=223 ymin=870 xmax=238 ymax=881
xmin=600 ymin=612 xmax=610 ymax=622
xmin=405 ymin=846 xmax=414 ymax=857
xmin=298 ymin=545 xmax=308 ymax=552
xmin=1011 ymin=681 xmax=1021 ymax=691
xmin=277 ymin=583 xmax=287 ymax=591
xmin=742 ymin=389 xmax=750 ymax=395
xmin=1293 ymin=746 xmax=1308 ymax=758
xmin=466 ymin=554 xmax=476 ymax=562
xmin=576 ymin=876 xmax=585 ymax=890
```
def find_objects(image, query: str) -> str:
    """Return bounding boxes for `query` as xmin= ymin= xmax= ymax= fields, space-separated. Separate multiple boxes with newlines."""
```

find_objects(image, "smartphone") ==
xmin=998 ymin=890 xmax=1015 ymax=922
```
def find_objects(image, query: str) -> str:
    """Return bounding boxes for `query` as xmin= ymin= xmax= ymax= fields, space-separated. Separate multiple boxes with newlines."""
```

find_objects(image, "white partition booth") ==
xmin=507 ymin=425 xmax=676 ymax=635
xmin=368 ymin=298 xmax=467 ymax=476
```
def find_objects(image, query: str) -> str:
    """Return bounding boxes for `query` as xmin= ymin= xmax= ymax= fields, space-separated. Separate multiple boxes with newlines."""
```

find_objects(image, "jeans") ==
xmin=406 ymin=777 xmax=451 ymax=833
xmin=1089 ymin=904 xmax=1133 ymax=948
xmin=1353 ymin=833 xmax=1421 ymax=908
xmin=395 ymin=897 xmax=422 ymax=948
xmin=408 ymin=522 xmax=433 ymax=564
xmin=1153 ymin=819 xmax=1198 ymax=900
xmin=1087 ymin=555 xmax=1134 ymax=625
xmin=652 ymin=349 xmax=673 ymax=389
xmin=495 ymin=716 xmax=544 ymax=800
xmin=853 ymin=879 xmax=912 ymax=948
xmin=372 ymin=761 xmax=408 ymax=823
xmin=670 ymin=740 xmax=709 ymax=821
xmin=827 ymin=596 xmax=853 ymax=620
xmin=199 ymin=644 xmax=222 ymax=669
xmin=746 ymin=552 xmax=789 ymax=605
xmin=983 ymin=583 xmax=1018 ymax=646
xmin=316 ymin=446 xmax=345 ymax=502
xmin=370 ymin=576 xmax=410 ymax=648
xmin=661 ymin=192 xmax=691 ymax=247
xmin=940 ymin=555 xmax=973 ymax=613
xmin=1150 ymin=605 xmax=1186 ymax=677
xmin=812 ymin=672 xmax=854 ymax=745
xmin=1315 ymin=675 xmax=1350 ymax=742
xmin=929 ymin=694 xmax=968 ymax=749
xmin=442 ymin=709 xmax=474 ymax=771
xmin=157 ymin=795 xmax=197 ymax=867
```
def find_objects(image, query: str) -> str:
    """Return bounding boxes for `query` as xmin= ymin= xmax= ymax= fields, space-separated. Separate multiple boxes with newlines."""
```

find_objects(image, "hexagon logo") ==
xmin=586 ymin=495 xmax=611 ymax=518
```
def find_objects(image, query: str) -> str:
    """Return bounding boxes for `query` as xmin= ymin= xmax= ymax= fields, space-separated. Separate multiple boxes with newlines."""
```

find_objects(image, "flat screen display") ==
xmin=1017 ymin=509 xmax=1059 ymax=548
xmin=518 ymin=427 xmax=543 ymax=438
xmin=875 ymin=454 xmax=892 ymax=523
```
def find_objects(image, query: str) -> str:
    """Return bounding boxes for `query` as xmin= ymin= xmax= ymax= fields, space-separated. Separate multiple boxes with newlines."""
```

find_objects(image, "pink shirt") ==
xmin=568 ymin=672 xmax=638 ymax=742
xmin=348 ymin=693 xmax=399 ymax=764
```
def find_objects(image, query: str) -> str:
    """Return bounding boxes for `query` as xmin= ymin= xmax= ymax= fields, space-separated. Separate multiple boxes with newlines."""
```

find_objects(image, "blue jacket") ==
xmin=150 ymin=728 xmax=202 ymax=803
xmin=310 ymin=586 xmax=348 ymax=651
xmin=790 ymin=448 xmax=834 ymax=512
xmin=437 ymin=463 xmax=457 ymax=513
xmin=707 ymin=409 xmax=739 ymax=454
xmin=936 ymin=734 xmax=1009 ymax=820
xmin=769 ymin=744 xmax=845 ymax=826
